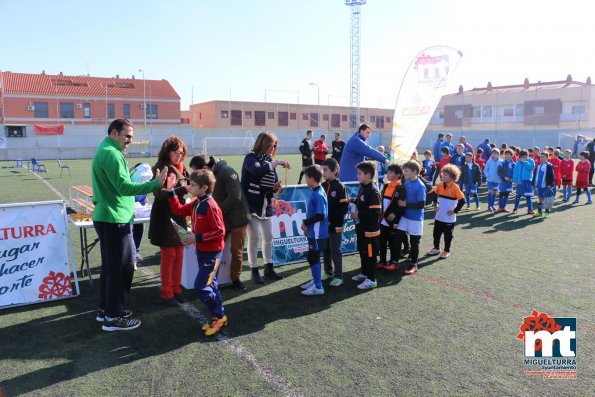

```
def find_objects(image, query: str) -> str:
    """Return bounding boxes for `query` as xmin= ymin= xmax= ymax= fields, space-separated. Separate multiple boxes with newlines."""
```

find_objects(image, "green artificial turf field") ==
xmin=0 ymin=155 xmax=593 ymax=397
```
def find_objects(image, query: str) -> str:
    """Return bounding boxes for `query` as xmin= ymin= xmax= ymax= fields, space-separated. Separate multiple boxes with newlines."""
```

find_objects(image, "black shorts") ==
xmin=302 ymin=158 xmax=313 ymax=168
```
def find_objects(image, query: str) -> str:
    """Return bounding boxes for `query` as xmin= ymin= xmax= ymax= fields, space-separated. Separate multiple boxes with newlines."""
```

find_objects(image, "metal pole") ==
xmin=139 ymin=69 xmax=146 ymax=126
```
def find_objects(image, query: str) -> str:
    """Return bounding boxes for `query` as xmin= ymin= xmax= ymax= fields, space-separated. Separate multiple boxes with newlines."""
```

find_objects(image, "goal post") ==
xmin=201 ymin=131 xmax=255 ymax=156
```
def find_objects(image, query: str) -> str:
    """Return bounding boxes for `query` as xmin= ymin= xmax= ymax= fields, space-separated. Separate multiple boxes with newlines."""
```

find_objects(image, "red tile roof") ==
xmin=0 ymin=71 xmax=180 ymax=99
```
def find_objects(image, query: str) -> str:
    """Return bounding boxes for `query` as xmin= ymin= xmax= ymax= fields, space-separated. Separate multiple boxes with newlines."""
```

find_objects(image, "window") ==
xmin=107 ymin=103 xmax=115 ymax=119
xmin=84 ymin=103 xmax=91 ymax=118
xmin=231 ymin=110 xmax=242 ymax=126
xmin=481 ymin=106 xmax=492 ymax=117
xmin=290 ymin=112 xmax=297 ymax=120
xmin=245 ymin=111 xmax=252 ymax=119
xmin=302 ymin=113 xmax=309 ymax=121
xmin=369 ymin=115 xmax=376 ymax=125
xmin=34 ymin=102 xmax=49 ymax=118
xmin=472 ymin=106 xmax=481 ymax=117
xmin=59 ymin=102 xmax=74 ymax=118
xmin=503 ymin=108 xmax=514 ymax=117
xmin=123 ymin=103 xmax=130 ymax=119
xmin=434 ymin=68 xmax=440 ymax=78
xmin=323 ymin=114 xmax=329 ymax=121
xmin=376 ymin=115 xmax=385 ymax=129
xmin=454 ymin=110 xmax=463 ymax=119
xmin=534 ymin=106 xmax=545 ymax=115
xmin=278 ymin=111 xmax=288 ymax=127
xmin=255 ymin=111 xmax=265 ymax=126
xmin=331 ymin=113 xmax=341 ymax=128
xmin=360 ymin=115 xmax=365 ymax=122
xmin=220 ymin=110 xmax=229 ymax=118
xmin=515 ymin=104 xmax=524 ymax=116
xmin=310 ymin=112 xmax=319 ymax=127
xmin=146 ymin=104 xmax=158 ymax=119
xmin=572 ymin=105 xmax=585 ymax=114
xmin=342 ymin=114 xmax=348 ymax=122
xmin=5 ymin=125 xmax=26 ymax=137
xmin=386 ymin=116 xmax=391 ymax=123
xmin=439 ymin=111 xmax=444 ymax=119
xmin=267 ymin=112 xmax=274 ymax=119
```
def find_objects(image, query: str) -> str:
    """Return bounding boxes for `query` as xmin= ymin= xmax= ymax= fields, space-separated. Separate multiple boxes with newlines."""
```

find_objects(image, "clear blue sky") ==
xmin=2 ymin=0 xmax=594 ymax=110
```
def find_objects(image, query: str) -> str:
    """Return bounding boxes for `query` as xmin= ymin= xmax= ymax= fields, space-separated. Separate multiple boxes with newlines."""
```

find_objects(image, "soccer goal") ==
xmin=201 ymin=131 xmax=255 ymax=156
xmin=127 ymin=140 xmax=150 ymax=156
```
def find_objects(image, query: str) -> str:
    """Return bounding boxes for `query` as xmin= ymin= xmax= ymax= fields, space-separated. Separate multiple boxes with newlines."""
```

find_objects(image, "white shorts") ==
xmin=396 ymin=217 xmax=423 ymax=236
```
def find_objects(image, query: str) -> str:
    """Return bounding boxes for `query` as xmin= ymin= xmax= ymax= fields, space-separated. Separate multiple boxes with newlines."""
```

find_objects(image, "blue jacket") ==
xmin=339 ymin=132 xmax=387 ymax=182
xmin=512 ymin=158 xmax=535 ymax=184
xmin=477 ymin=141 xmax=491 ymax=161
xmin=441 ymin=141 xmax=455 ymax=156
xmin=483 ymin=158 xmax=501 ymax=183
xmin=497 ymin=159 xmax=514 ymax=182
xmin=432 ymin=139 xmax=444 ymax=161
xmin=241 ymin=152 xmax=279 ymax=218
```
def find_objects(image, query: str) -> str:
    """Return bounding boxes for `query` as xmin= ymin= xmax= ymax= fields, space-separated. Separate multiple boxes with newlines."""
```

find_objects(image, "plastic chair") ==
xmin=57 ymin=159 xmax=71 ymax=178
xmin=30 ymin=158 xmax=47 ymax=173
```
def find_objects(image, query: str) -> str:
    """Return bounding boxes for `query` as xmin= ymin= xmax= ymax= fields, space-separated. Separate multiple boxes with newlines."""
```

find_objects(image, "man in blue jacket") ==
xmin=339 ymin=124 xmax=389 ymax=182
xmin=477 ymin=139 xmax=492 ymax=162
xmin=432 ymin=133 xmax=445 ymax=162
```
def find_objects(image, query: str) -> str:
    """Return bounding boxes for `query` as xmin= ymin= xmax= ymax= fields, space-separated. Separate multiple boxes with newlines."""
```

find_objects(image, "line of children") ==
xmin=378 ymin=164 xmax=406 ymax=271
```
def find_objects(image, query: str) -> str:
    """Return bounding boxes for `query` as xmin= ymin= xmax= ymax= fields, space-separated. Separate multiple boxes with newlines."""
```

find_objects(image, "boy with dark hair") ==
xmin=378 ymin=164 xmax=406 ymax=271
xmin=460 ymin=152 xmax=481 ymax=210
xmin=392 ymin=160 xmax=426 ymax=275
xmin=321 ymin=158 xmax=349 ymax=287
xmin=512 ymin=149 xmax=536 ymax=215
xmin=436 ymin=146 xmax=452 ymax=181
xmin=300 ymin=165 xmax=329 ymax=295
xmin=483 ymin=148 xmax=501 ymax=211
xmin=573 ymin=151 xmax=593 ymax=204
xmin=427 ymin=164 xmax=465 ymax=259
xmin=422 ymin=150 xmax=436 ymax=184
xmin=168 ymin=169 xmax=227 ymax=336
xmin=495 ymin=149 xmax=515 ymax=213
xmin=560 ymin=149 xmax=575 ymax=202
xmin=533 ymin=152 xmax=555 ymax=217
xmin=350 ymin=161 xmax=382 ymax=289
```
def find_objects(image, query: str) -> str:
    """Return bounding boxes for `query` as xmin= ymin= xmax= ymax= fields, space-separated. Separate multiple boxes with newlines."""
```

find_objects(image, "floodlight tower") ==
xmin=345 ymin=0 xmax=366 ymax=129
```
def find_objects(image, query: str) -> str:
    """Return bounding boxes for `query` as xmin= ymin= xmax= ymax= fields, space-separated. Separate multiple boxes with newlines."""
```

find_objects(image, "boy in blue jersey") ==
xmin=422 ymin=150 xmax=436 ymax=184
xmin=300 ymin=165 xmax=329 ymax=296
xmin=512 ymin=149 xmax=536 ymax=215
xmin=533 ymin=151 xmax=555 ymax=218
xmin=392 ymin=160 xmax=427 ymax=275
xmin=460 ymin=152 xmax=482 ymax=210
xmin=376 ymin=145 xmax=390 ymax=189
xmin=496 ymin=149 xmax=515 ymax=213
xmin=450 ymin=144 xmax=466 ymax=187
xmin=483 ymin=149 xmax=501 ymax=211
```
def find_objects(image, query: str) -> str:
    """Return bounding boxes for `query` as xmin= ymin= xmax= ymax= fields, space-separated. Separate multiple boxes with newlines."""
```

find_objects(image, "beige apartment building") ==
xmin=185 ymin=101 xmax=394 ymax=132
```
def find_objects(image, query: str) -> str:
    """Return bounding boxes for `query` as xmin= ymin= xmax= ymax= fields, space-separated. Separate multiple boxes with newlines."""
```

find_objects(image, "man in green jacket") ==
xmin=190 ymin=155 xmax=252 ymax=290
xmin=92 ymin=118 xmax=169 ymax=332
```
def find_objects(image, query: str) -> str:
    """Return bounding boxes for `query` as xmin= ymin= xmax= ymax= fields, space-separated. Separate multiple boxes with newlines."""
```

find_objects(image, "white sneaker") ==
xmin=321 ymin=273 xmax=333 ymax=281
xmin=357 ymin=278 xmax=377 ymax=290
xmin=351 ymin=273 xmax=366 ymax=282
xmin=300 ymin=280 xmax=314 ymax=290
xmin=426 ymin=248 xmax=440 ymax=256
xmin=301 ymin=285 xmax=324 ymax=296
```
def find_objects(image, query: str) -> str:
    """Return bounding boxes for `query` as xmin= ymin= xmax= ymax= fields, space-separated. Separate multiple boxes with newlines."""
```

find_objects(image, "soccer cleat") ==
xmin=403 ymin=265 xmax=418 ymax=275
xmin=202 ymin=314 xmax=228 ymax=331
xmin=356 ymin=278 xmax=377 ymax=290
xmin=572 ymin=200 xmax=579 ymax=204
xmin=426 ymin=248 xmax=440 ymax=256
xmin=384 ymin=262 xmax=398 ymax=271
xmin=321 ymin=272 xmax=333 ymax=281
xmin=466 ymin=205 xmax=471 ymax=210
xmin=527 ymin=210 xmax=536 ymax=215
xmin=512 ymin=209 xmax=518 ymax=214
xmin=329 ymin=277 xmax=344 ymax=287
xmin=96 ymin=309 xmax=132 ymax=322
xmin=439 ymin=251 xmax=450 ymax=259
xmin=300 ymin=280 xmax=314 ymax=290
xmin=494 ymin=208 xmax=505 ymax=213
xmin=544 ymin=212 xmax=550 ymax=218
xmin=102 ymin=316 xmax=141 ymax=332
xmin=351 ymin=273 xmax=366 ymax=282
xmin=588 ymin=201 xmax=593 ymax=205
xmin=301 ymin=285 xmax=325 ymax=296
xmin=204 ymin=315 xmax=228 ymax=336
xmin=475 ymin=206 xmax=481 ymax=211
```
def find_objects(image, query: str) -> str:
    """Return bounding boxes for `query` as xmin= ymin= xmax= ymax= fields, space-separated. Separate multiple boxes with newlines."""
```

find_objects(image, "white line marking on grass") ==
xmin=31 ymin=172 xmax=68 ymax=201
xmin=37 ymin=177 xmax=306 ymax=397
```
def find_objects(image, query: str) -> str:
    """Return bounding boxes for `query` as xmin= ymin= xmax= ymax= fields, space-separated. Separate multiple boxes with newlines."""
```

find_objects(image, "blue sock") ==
xmin=311 ymin=262 xmax=322 ymax=289
xmin=526 ymin=197 xmax=533 ymax=211
xmin=498 ymin=195 xmax=504 ymax=208
xmin=514 ymin=197 xmax=520 ymax=210
xmin=587 ymin=190 xmax=592 ymax=202
xmin=474 ymin=194 xmax=479 ymax=207
xmin=465 ymin=193 xmax=470 ymax=205
xmin=502 ymin=194 xmax=509 ymax=208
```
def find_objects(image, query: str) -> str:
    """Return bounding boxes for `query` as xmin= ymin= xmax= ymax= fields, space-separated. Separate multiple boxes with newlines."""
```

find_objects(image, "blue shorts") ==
xmin=537 ymin=187 xmax=549 ymax=198
xmin=517 ymin=181 xmax=534 ymax=197
xmin=464 ymin=183 xmax=478 ymax=195
xmin=487 ymin=181 xmax=499 ymax=190
xmin=499 ymin=181 xmax=513 ymax=193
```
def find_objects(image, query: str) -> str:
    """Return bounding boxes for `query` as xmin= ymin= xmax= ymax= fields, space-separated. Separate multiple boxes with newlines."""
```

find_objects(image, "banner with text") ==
xmin=0 ymin=201 xmax=78 ymax=309
xmin=272 ymin=182 xmax=360 ymax=266
xmin=34 ymin=124 xmax=64 ymax=135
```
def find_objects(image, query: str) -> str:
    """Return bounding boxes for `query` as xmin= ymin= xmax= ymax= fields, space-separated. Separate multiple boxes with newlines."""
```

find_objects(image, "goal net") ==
xmin=201 ymin=132 xmax=255 ymax=156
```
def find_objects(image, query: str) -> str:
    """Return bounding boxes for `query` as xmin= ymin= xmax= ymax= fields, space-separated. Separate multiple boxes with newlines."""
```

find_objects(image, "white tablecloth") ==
xmin=181 ymin=234 xmax=232 ymax=289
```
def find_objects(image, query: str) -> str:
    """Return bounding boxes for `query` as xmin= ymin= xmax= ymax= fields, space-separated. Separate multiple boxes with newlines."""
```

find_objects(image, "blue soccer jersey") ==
xmin=306 ymin=186 xmax=329 ymax=239
xmin=404 ymin=178 xmax=426 ymax=221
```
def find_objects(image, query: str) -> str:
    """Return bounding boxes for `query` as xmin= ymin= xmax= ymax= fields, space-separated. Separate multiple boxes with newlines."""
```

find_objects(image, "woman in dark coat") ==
xmin=148 ymin=136 xmax=190 ymax=305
